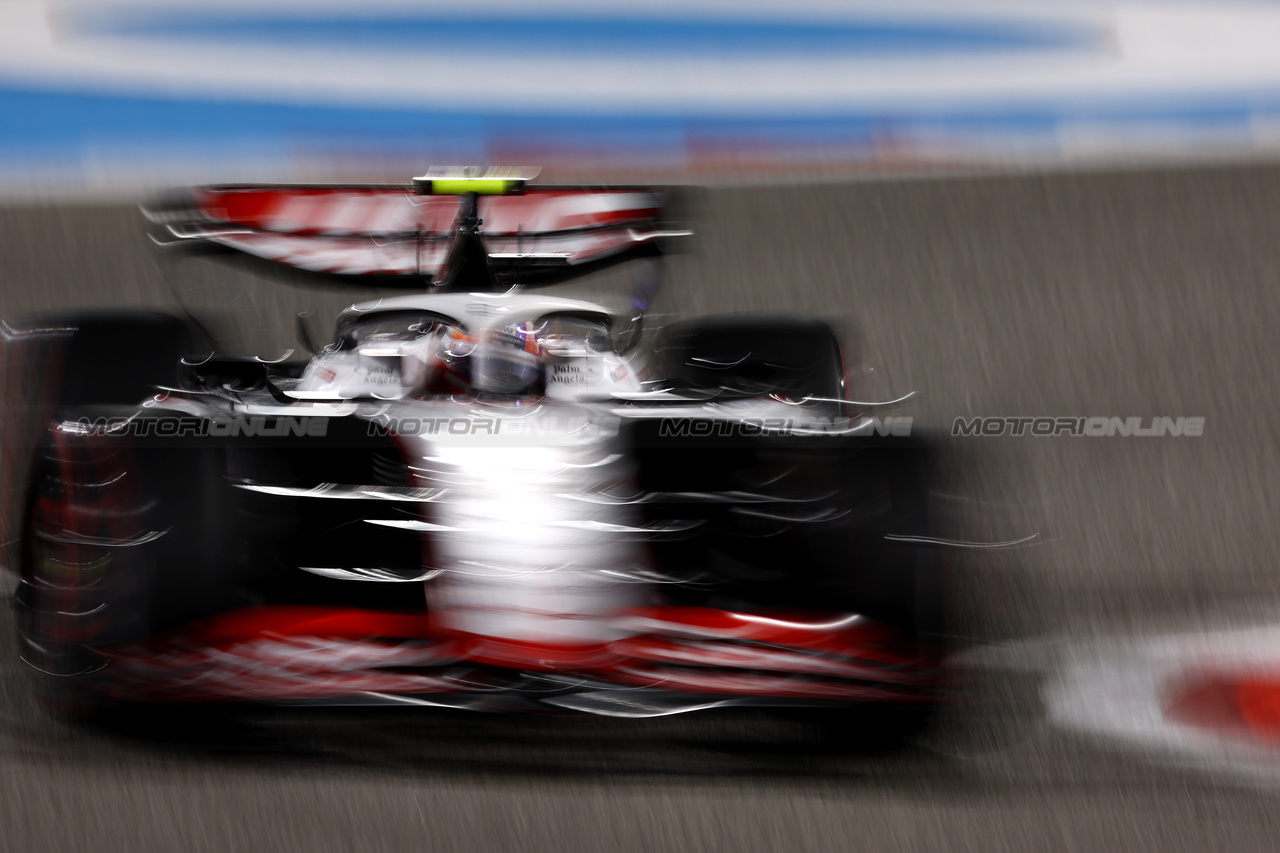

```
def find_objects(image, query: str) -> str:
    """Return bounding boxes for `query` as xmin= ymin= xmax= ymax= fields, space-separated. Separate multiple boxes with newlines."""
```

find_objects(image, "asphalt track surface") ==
xmin=2 ymin=164 xmax=1280 ymax=851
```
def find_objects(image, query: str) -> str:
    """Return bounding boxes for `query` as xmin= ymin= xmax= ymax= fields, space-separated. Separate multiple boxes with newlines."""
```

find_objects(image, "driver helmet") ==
xmin=403 ymin=325 xmax=475 ymax=395
xmin=473 ymin=322 xmax=544 ymax=396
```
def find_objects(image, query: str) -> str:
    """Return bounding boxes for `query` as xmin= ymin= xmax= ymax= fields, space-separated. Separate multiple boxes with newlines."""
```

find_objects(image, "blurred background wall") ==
xmin=7 ymin=0 xmax=1280 ymax=195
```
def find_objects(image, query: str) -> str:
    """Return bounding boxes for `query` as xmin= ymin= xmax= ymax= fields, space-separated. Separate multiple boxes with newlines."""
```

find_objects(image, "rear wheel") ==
xmin=659 ymin=315 xmax=847 ymax=412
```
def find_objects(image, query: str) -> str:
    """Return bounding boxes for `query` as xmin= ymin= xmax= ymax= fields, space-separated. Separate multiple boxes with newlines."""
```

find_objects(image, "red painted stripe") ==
xmin=89 ymin=603 xmax=940 ymax=702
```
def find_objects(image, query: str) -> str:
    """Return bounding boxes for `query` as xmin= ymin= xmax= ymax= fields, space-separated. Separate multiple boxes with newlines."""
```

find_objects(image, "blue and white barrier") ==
xmin=6 ymin=1 xmax=1280 ymax=192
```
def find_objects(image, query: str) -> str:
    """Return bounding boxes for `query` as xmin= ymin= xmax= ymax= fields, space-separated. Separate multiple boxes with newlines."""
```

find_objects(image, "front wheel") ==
xmin=15 ymin=428 xmax=157 ymax=715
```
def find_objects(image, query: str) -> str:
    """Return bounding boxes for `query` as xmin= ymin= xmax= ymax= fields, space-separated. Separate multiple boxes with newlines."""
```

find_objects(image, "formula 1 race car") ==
xmin=1 ymin=169 xmax=946 ymax=742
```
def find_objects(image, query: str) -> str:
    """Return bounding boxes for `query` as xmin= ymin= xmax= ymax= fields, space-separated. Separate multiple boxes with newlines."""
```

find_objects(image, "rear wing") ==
xmin=144 ymin=170 xmax=689 ymax=286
